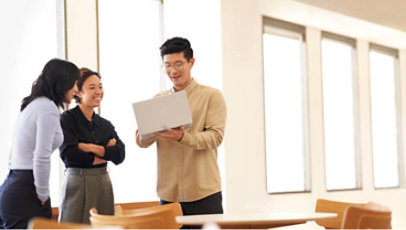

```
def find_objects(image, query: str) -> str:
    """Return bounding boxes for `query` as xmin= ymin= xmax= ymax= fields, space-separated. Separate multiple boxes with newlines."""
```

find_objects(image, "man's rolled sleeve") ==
xmin=180 ymin=89 xmax=226 ymax=150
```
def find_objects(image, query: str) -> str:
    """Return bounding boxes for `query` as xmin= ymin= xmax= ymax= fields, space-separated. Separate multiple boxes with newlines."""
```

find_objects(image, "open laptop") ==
xmin=132 ymin=90 xmax=192 ymax=140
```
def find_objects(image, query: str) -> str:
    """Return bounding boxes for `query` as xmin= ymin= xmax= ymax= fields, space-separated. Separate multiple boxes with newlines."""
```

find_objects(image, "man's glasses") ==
xmin=162 ymin=61 xmax=186 ymax=71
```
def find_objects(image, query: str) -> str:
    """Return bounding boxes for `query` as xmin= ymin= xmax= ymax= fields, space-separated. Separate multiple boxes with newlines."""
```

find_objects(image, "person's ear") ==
xmin=74 ymin=90 xmax=80 ymax=97
xmin=73 ymin=90 xmax=82 ymax=101
xmin=190 ymin=58 xmax=195 ymax=67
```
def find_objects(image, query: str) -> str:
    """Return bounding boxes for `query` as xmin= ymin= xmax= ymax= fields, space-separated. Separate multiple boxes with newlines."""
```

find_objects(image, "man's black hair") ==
xmin=160 ymin=37 xmax=193 ymax=61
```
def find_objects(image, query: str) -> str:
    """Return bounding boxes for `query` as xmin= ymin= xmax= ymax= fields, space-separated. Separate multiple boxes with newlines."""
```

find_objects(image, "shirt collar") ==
xmin=171 ymin=78 xmax=198 ymax=96
xmin=72 ymin=105 xmax=102 ymax=127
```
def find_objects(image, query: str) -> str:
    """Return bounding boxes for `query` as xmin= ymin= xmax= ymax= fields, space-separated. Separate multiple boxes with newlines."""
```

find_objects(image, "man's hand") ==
xmin=154 ymin=126 xmax=184 ymax=141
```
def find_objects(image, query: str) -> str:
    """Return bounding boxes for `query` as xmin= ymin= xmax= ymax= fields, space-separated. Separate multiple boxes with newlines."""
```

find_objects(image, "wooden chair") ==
xmin=315 ymin=198 xmax=355 ymax=229
xmin=51 ymin=207 xmax=59 ymax=221
xmin=115 ymin=201 xmax=160 ymax=210
xmin=315 ymin=198 xmax=392 ymax=229
xmin=28 ymin=217 xmax=92 ymax=229
xmin=115 ymin=202 xmax=183 ymax=228
xmin=89 ymin=205 xmax=179 ymax=229
xmin=50 ymin=202 xmax=159 ymax=222
xmin=342 ymin=203 xmax=392 ymax=229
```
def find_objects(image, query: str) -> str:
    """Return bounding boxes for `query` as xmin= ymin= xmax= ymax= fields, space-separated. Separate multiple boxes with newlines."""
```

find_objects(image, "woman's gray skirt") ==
xmin=58 ymin=167 xmax=114 ymax=224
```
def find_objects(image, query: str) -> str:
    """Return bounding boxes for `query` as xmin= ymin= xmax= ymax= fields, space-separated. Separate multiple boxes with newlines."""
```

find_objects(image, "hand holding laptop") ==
xmin=132 ymin=90 xmax=192 ymax=140
xmin=154 ymin=126 xmax=185 ymax=141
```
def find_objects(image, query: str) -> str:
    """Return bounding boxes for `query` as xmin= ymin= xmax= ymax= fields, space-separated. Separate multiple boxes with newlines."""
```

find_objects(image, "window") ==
xmin=369 ymin=45 xmax=400 ymax=189
xmin=0 ymin=0 xmax=65 ymax=206
xmin=321 ymin=33 xmax=360 ymax=191
xmin=98 ymin=0 xmax=163 ymax=202
xmin=263 ymin=18 xmax=309 ymax=193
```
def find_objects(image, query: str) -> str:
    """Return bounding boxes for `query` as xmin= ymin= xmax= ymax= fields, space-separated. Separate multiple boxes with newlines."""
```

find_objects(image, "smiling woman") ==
xmin=58 ymin=68 xmax=126 ymax=224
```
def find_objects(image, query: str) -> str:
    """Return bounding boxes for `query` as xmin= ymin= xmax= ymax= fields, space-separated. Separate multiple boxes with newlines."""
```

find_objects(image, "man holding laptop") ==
xmin=136 ymin=37 xmax=227 ymax=219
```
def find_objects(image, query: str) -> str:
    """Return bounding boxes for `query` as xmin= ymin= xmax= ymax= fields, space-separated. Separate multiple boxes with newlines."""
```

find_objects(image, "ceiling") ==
xmin=295 ymin=0 xmax=406 ymax=32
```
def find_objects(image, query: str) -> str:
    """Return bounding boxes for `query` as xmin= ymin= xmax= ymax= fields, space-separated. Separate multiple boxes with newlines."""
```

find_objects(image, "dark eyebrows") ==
xmin=164 ymin=60 xmax=184 ymax=64
xmin=87 ymin=83 xmax=102 ymax=87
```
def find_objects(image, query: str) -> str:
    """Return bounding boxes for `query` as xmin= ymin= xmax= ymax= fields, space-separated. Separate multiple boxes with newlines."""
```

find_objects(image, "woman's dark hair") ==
xmin=21 ymin=58 xmax=80 ymax=111
xmin=160 ymin=37 xmax=193 ymax=61
xmin=74 ymin=67 xmax=101 ymax=104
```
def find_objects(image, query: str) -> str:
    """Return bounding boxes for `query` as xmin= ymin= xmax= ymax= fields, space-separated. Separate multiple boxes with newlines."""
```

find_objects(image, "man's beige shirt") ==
xmin=136 ymin=78 xmax=226 ymax=202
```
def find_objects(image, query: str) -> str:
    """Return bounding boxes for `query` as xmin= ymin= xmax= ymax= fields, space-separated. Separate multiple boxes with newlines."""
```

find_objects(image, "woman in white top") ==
xmin=0 ymin=58 xmax=79 ymax=229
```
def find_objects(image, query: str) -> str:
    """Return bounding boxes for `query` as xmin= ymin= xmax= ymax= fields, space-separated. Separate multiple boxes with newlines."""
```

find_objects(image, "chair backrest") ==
xmin=115 ymin=201 xmax=160 ymax=210
xmin=49 ymin=202 xmax=159 ymax=222
xmin=315 ymin=199 xmax=392 ymax=229
xmin=341 ymin=203 xmax=392 ymax=229
xmin=115 ymin=203 xmax=183 ymax=229
xmin=90 ymin=205 xmax=179 ymax=229
xmin=51 ymin=207 xmax=59 ymax=221
xmin=315 ymin=198 xmax=355 ymax=229
xmin=28 ymin=217 xmax=92 ymax=229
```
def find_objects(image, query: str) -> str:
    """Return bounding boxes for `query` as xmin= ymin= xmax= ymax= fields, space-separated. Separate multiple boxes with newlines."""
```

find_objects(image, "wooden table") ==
xmin=176 ymin=212 xmax=337 ymax=229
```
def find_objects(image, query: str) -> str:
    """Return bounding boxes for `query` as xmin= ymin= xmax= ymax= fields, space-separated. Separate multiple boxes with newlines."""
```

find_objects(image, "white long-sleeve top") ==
xmin=9 ymin=97 xmax=63 ymax=201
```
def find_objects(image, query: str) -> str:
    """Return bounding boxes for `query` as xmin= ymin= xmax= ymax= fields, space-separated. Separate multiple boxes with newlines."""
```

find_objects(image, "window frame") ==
xmin=320 ymin=32 xmax=362 ymax=192
xmin=262 ymin=17 xmax=311 ymax=194
xmin=369 ymin=43 xmax=404 ymax=189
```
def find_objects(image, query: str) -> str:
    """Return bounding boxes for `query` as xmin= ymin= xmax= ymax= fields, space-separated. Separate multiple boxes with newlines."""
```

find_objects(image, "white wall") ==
xmin=221 ymin=0 xmax=406 ymax=228
xmin=65 ymin=0 xmax=98 ymax=70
